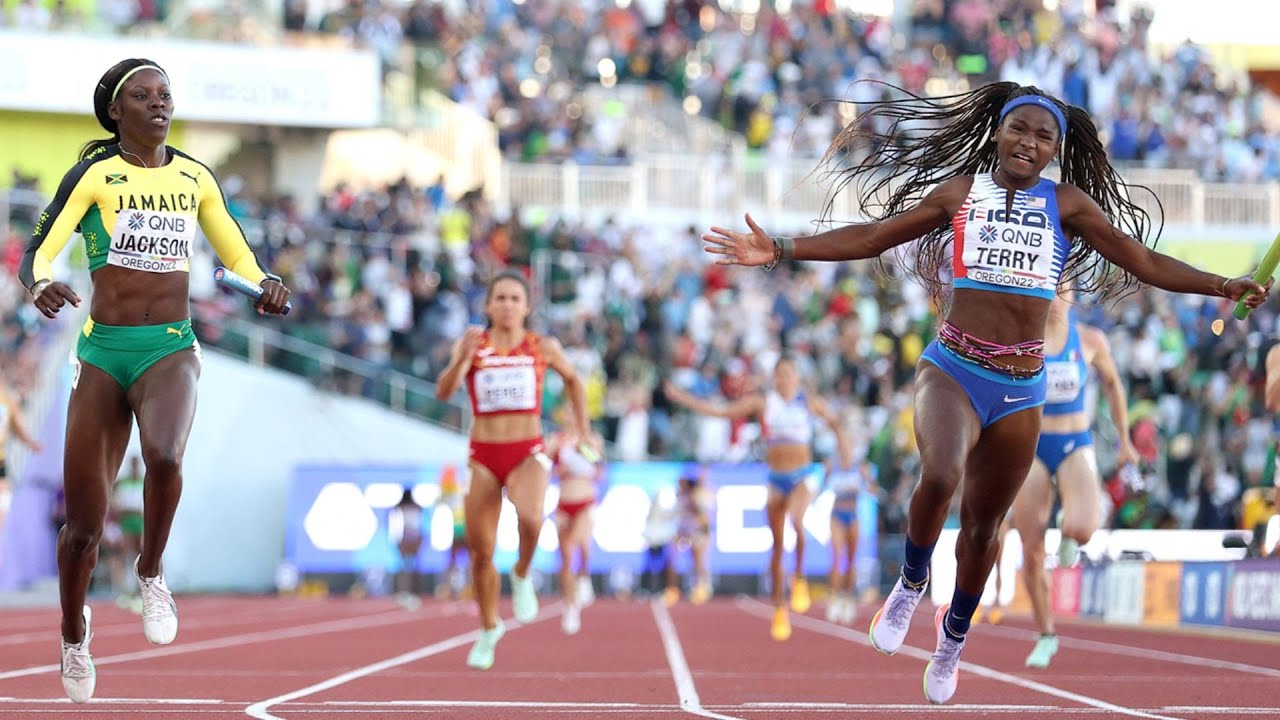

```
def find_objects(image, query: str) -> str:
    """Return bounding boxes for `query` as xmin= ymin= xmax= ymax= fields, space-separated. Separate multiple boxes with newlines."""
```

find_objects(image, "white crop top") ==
xmin=556 ymin=442 xmax=598 ymax=478
xmin=763 ymin=391 xmax=812 ymax=447
xmin=951 ymin=174 xmax=1071 ymax=301
xmin=827 ymin=464 xmax=865 ymax=497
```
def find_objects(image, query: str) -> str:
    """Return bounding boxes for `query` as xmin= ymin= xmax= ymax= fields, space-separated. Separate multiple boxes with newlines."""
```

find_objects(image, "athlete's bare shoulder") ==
xmin=918 ymin=176 xmax=976 ymax=220
xmin=538 ymin=333 xmax=564 ymax=355
xmin=1076 ymin=322 xmax=1108 ymax=347
xmin=935 ymin=176 xmax=976 ymax=200
xmin=940 ymin=176 xmax=978 ymax=193
xmin=1075 ymin=323 xmax=1112 ymax=364
xmin=1267 ymin=343 xmax=1280 ymax=374
xmin=1264 ymin=344 xmax=1280 ymax=412
xmin=1052 ymin=183 xmax=1097 ymax=215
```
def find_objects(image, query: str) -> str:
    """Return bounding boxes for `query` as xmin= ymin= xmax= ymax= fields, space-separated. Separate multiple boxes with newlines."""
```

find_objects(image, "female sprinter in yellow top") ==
xmin=19 ymin=58 xmax=290 ymax=704
xmin=435 ymin=271 xmax=597 ymax=670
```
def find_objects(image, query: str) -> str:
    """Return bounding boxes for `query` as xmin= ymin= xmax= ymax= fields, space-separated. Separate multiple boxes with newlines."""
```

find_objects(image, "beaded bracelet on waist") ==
xmin=936 ymin=322 xmax=1045 ymax=380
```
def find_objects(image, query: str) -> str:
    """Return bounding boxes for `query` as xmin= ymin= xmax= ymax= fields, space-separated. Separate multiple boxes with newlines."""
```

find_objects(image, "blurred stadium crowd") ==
xmin=5 ymin=0 xmax=1278 ymax=179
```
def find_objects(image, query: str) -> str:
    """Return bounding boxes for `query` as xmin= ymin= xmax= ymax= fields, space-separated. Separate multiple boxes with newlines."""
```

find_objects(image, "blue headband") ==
xmin=999 ymin=96 xmax=1067 ymax=138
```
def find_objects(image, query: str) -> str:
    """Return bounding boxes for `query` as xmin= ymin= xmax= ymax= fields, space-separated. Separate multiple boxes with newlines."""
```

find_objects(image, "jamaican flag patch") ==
xmin=106 ymin=174 xmax=128 ymax=185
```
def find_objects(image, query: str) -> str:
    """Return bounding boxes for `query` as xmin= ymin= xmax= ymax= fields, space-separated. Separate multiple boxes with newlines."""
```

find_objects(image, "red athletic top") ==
xmin=465 ymin=330 xmax=547 ymax=418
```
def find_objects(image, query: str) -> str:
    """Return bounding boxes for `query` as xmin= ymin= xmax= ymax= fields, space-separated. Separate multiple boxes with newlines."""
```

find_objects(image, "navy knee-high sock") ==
xmin=943 ymin=588 xmax=983 ymax=643
xmin=901 ymin=538 xmax=935 ymax=589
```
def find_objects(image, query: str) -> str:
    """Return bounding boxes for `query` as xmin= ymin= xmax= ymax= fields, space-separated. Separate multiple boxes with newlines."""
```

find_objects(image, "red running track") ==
xmin=0 ymin=594 xmax=1275 ymax=719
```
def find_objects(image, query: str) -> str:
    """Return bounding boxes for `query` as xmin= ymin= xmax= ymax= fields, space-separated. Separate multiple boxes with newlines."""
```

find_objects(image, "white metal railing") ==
xmin=189 ymin=312 xmax=621 ymax=452
xmin=580 ymin=84 xmax=746 ymax=157
xmin=1 ymin=188 xmax=47 ymax=243
xmin=190 ymin=311 xmax=471 ymax=433
xmin=499 ymin=156 xmax=1280 ymax=230
xmin=383 ymin=88 xmax=503 ymax=204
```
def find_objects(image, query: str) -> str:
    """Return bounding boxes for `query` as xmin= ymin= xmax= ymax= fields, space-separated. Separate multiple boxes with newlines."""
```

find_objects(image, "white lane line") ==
xmin=974 ymin=624 xmax=1280 ymax=678
xmin=0 ymin=697 xmax=1268 ymax=717
xmin=0 ymin=697 xmax=227 ymax=704
xmin=1157 ymin=708 xmax=1280 ymax=715
xmin=244 ymin=604 xmax=562 ymax=720
xmin=735 ymin=598 xmax=1182 ymax=720
xmin=721 ymin=706 xmax=1094 ymax=715
xmin=325 ymin=700 xmax=661 ymax=708
xmin=741 ymin=702 xmax=1059 ymax=709
xmin=650 ymin=600 xmax=743 ymax=720
xmin=0 ymin=604 xmax=461 ymax=681
xmin=0 ymin=600 xmax=357 ymax=648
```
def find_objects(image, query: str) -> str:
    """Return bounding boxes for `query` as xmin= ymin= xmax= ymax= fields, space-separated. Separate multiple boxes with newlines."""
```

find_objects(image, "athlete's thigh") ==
xmin=554 ymin=510 xmax=572 ymax=541
xmin=127 ymin=350 xmax=200 ymax=461
xmin=399 ymin=537 xmax=423 ymax=558
xmin=828 ymin=518 xmax=850 ymax=558
xmin=845 ymin=521 xmax=859 ymax=553
xmin=580 ymin=505 xmax=596 ymax=545
xmin=765 ymin=485 xmax=787 ymax=534
xmin=961 ymin=407 xmax=1042 ymax=523
xmin=1013 ymin=458 xmax=1055 ymax=548
xmin=1057 ymin=446 xmax=1101 ymax=531
xmin=556 ymin=529 xmax=573 ymax=566
xmin=569 ymin=510 xmax=593 ymax=547
xmin=690 ymin=531 xmax=708 ymax=557
xmin=557 ymin=510 xmax=586 ymax=547
xmin=464 ymin=462 xmax=504 ymax=550
xmin=915 ymin=362 xmax=982 ymax=480
xmin=64 ymin=361 xmax=133 ymax=521
xmin=786 ymin=480 xmax=813 ymax=521
xmin=506 ymin=452 xmax=551 ymax=524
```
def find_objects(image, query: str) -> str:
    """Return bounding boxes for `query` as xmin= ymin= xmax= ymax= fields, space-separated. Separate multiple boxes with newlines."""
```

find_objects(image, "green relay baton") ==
xmin=1233 ymin=231 xmax=1280 ymax=320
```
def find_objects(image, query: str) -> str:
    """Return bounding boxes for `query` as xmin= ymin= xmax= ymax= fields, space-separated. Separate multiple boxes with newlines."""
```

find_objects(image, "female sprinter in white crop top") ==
xmin=545 ymin=430 xmax=603 ymax=635
xmin=823 ymin=418 xmax=872 ymax=626
xmin=664 ymin=355 xmax=841 ymax=641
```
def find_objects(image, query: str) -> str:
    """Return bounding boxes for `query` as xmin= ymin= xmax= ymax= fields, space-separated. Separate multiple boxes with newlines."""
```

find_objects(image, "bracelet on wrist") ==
xmin=762 ymin=236 xmax=794 ymax=272
xmin=778 ymin=235 xmax=795 ymax=261
xmin=762 ymin=237 xmax=783 ymax=271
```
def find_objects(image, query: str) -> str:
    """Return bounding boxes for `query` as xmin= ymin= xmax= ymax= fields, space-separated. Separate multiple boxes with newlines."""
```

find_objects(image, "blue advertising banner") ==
xmin=1079 ymin=562 xmax=1107 ymax=619
xmin=1179 ymin=561 xmax=1229 ymax=627
xmin=1226 ymin=559 xmax=1280 ymax=632
xmin=284 ymin=462 xmax=878 ymax=579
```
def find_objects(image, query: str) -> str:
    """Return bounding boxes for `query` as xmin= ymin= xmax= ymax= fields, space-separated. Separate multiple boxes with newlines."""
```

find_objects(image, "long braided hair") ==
xmin=818 ymin=81 xmax=1160 ymax=305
